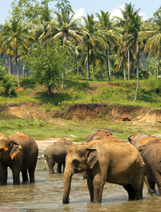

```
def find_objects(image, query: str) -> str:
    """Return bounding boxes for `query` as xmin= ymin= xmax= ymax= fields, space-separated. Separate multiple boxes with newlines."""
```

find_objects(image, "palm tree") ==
xmin=1 ymin=19 xmax=35 ymax=87
xmin=45 ymin=9 xmax=82 ymax=87
xmin=143 ymin=7 xmax=161 ymax=79
xmin=81 ymin=14 xmax=107 ymax=80
xmin=115 ymin=3 xmax=141 ymax=80
xmin=96 ymin=10 xmax=118 ymax=81
xmin=46 ymin=9 xmax=82 ymax=45
xmin=32 ymin=2 xmax=53 ymax=44
xmin=116 ymin=3 xmax=143 ymax=101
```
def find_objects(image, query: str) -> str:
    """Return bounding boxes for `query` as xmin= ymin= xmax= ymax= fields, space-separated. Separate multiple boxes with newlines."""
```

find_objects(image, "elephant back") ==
xmin=86 ymin=129 xmax=112 ymax=142
xmin=55 ymin=137 xmax=72 ymax=146
xmin=9 ymin=132 xmax=38 ymax=161
xmin=128 ymin=132 xmax=149 ymax=147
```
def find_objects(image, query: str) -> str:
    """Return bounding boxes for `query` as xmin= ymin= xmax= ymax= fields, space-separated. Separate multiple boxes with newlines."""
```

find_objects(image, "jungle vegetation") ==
xmin=0 ymin=0 xmax=161 ymax=103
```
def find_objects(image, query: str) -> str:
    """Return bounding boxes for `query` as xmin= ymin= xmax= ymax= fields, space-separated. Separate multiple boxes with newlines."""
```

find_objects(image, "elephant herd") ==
xmin=0 ymin=130 xmax=161 ymax=204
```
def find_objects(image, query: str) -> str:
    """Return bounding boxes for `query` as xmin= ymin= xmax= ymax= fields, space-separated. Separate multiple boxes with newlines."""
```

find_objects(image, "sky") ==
xmin=0 ymin=0 xmax=161 ymax=25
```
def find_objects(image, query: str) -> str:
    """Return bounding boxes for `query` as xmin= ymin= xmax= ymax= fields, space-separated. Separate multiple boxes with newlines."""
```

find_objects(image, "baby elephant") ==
xmin=0 ymin=132 xmax=38 ymax=185
xmin=44 ymin=138 xmax=72 ymax=174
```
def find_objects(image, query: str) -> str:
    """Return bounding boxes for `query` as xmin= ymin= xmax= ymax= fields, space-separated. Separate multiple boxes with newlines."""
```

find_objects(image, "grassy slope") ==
xmin=1 ymin=77 xmax=161 ymax=141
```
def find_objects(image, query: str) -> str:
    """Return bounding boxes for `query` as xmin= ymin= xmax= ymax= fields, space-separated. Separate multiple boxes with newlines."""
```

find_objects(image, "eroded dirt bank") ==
xmin=1 ymin=102 xmax=161 ymax=124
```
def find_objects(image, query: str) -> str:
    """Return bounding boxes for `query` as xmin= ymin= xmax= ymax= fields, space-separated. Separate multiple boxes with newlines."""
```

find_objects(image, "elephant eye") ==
xmin=73 ymin=159 xmax=79 ymax=165
xmin=0 ymin=148 xmax=4 ymax=153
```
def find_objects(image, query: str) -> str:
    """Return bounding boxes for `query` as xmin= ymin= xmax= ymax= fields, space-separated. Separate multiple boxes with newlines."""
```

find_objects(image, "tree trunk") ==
xmin=47 ymin=86 xmax=52 ymax=96
xmin=128 ymin=49 xmax=130 ymax=80
xmin=61 ymin=72 xmax=65 ymax=89
xmin=22 ymin=66 xmax=25 ymax=78
xmin=16 ymin=62 xmax=20 ymax=87
xmin=134 ymin=47 xmax=140 ymax=102
xmin=8 ymin=56 xmax=11 ymax=76
xmin=157 ymin=54 xmax=160 ymax=79
xmin=106 ymin=49 xmax=111 ymax=81
xmin=93 ymin=62 xmax=95 ymax=80
xmin=87 ymin=45 xmax=90 ymax=81
xmin=76 ymin=61 xmax=79 ymax=75
xmin=123 ymin=55 xmax=126 ymax=80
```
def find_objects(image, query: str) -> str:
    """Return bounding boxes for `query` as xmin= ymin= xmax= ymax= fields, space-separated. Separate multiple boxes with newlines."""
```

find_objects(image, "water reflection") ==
xmin=0 ymin=160 xmax=160 ymax=211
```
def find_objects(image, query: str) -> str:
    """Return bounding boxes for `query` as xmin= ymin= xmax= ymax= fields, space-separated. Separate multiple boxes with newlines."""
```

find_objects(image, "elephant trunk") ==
xmin=63 ymin=169 xmax=73 ymax=204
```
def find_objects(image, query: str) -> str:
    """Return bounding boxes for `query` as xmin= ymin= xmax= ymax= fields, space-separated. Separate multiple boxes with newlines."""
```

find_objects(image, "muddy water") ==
xmin=0 ymin=160 xmax=161 ymax=212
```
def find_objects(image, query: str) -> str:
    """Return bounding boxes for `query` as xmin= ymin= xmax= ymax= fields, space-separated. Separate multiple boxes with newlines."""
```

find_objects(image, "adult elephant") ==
xmin=44 ymin=138 xmax=72 ymax=174
xmin=63 ymin=137 xmax=145 ymax=203
xmin=128 ymin=132 xmax=158 ymax=148
xmin=86 ymin=129 xmax=112 ymax=142
xmin=83 ymin=129 xmax=114 ymax=179
xmin=137 ymin=140 xmax=161 ymax=194
xmin=0 ymin=132 xmax=38 ymax=185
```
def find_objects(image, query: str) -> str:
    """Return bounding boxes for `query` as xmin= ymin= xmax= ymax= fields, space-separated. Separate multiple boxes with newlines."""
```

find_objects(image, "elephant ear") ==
xmin=9 ymin=140 xmax=22 ymax=160
xmin=86 ymin=148 xmax=98 ymax=169
xmin=137 ymin=145 xmax=146 ymax=156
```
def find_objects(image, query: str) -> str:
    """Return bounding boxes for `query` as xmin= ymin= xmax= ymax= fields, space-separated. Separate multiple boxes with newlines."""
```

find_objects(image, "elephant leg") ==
xmin=28 ymin=158 xmax=37 ymax=183
xmin=63 ymin=162 xmax=65 ymax=173
xmin=57 ymin=163 xmax=62 ymax=173
xmin=0 ymin=163 xmax=8 ymax=185
xmin=46 ymin=159 xmax=54 ymax=174
xmin=132 ymin=180 xmax=144 ymax=200
xmin=12 ymin=169 xmax=20 ymax=185
xmin=147 ymin=178 xmax=155 ymax=194
xmin=123 ymin=184 xmax=135 ymax=200
xmin=93 ymin=174 xmax=105 ymax=203
xmin=87 ymin=175 xmax=94 ymax=202
xmin=83 ymin=171 xmax=87 ymax=179
xmin=22 ymin=170 xmax=28 ymax=183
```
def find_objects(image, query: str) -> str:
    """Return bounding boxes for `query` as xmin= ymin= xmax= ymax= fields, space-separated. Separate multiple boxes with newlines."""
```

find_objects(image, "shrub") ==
xmin=0 ymin=66 xmax=13 ymax=96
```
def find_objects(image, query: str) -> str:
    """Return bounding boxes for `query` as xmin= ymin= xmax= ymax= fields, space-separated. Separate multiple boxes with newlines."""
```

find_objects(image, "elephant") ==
xmin=44 ymin=138 xmax=72 ymax=174
xmin=128 ymin=132 xmax=149 ymax=146
xmin=0 ymin=132 xmax=38 ymax=185
xmin=128 ymin=132 xmax=158 ymax=149
xmin=86 ymin=129 xmax=112 ymax=142
xmin=83 ymin=129 xmax=114 ymax=179
xmin=63 ymin=137 xmax=145 ymax=203
xmin=137 ymin=139 xmax=161 ymax=195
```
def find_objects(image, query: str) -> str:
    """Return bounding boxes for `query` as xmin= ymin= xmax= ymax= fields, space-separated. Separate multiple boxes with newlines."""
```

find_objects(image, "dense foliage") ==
xmin=0 ymin=0 xmax=161 ymax=101
xmin=24 ymin=39 xmax=71 ymax=95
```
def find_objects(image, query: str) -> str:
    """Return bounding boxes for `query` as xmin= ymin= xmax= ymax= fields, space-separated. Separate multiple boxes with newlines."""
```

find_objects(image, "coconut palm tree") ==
xmin=96 ymin=10 xmax=118 ymax=81
xmin=143 ymin=7 xmax=161 ymax=79
xmin=1 ymin=19 xmax=35 ymax=87
xmin=115 ymin=3 xmax=141 ymax=80
xmin=80 ymin=14 xmax=107 ymax=80
xmin=32 ymin=2 xmax=53 ymax=44
xmin=44 ymin=9 xmax=82 ymax=87
xmin=115 ymin=3 xmax=143 ymax=101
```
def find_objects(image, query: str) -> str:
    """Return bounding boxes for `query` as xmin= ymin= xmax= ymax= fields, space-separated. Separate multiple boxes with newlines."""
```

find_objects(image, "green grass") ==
xmin=1 ymin=77 xmax=161 ymax=108
xmin=1 ymin=115 xmax=161 ymax=141
xmin=1 ymin=77 xmax=161 ymax=141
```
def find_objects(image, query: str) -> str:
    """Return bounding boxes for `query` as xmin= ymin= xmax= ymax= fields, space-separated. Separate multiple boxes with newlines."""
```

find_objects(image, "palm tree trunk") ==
xmin=134 ymin=47 xmax=140 ymax=102
xmin=123 ymin=55 xmax=126 ymax=80
xmin=128 ymin=49 xmax=130 ymax=80
xmin=106 ymin=49 xmax=111 ymax=81
xmin=61 ymin=72 xmax=65 ymax=88
xmin=157 ymin=54 xmax=160 ymax=79
xmin=22 ymin=66 xmax=25 ymax=78
xmin=87 ymin=44 xmax=90 ymax=80
xmin=16 ymin=62 xmax=20 ymax=87
xmin=8 ymin=56 xmax=11 ymax=76
xmin=76 ymin=61 xmax=79 ymax=75
xmin=93 ymin=62 xmax=95 ymax=80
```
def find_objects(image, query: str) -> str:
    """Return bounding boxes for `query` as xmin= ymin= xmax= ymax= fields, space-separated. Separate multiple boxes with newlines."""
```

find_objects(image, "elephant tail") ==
xmin=42 ymin=154 xmax=47 ymax=171
xmin=144 ymin=177 xmax=154 ymax=196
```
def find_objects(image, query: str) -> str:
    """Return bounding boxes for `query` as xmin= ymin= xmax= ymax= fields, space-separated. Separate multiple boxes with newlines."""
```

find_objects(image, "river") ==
xmin=0 ymin=159 xmax=160 ymax=212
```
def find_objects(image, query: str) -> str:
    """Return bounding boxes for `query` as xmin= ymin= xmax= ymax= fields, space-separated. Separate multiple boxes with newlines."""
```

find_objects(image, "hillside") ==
xmin=1 ymin=78 xmax=161 ymax=141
